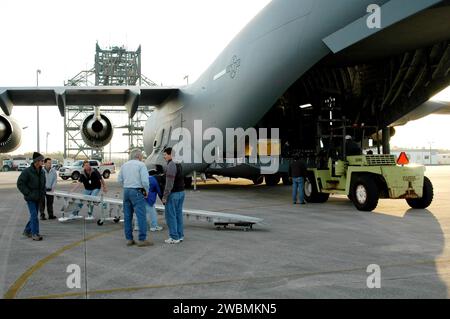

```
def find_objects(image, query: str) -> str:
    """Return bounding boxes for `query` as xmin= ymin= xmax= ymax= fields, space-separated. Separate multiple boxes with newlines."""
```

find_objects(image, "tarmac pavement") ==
xmin=0 ymin=166 xmax=449 ymax=299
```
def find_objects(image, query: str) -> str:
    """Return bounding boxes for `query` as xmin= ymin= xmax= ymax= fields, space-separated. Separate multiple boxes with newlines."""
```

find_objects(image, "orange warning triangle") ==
xmin=397 ymin=152 xmax=409 ymax=165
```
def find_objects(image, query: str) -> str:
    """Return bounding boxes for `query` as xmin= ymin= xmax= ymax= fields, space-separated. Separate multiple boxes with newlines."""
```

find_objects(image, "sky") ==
xmin=0 ymin=0 xmax=449 ymax=157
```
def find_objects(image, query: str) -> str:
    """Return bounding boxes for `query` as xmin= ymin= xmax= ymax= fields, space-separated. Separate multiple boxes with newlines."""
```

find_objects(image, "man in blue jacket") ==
xmin=135 ymin=170 xmax=164 ymax=233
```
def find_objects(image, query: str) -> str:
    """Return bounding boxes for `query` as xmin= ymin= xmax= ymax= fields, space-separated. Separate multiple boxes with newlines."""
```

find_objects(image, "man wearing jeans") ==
xmin=17 ymin=152 xmax=46 ymax=241
xmin=118 ymin=149 xmax=152 ymax=247
xmin=162 ymin=147 xmax=185 ymax=244
xmin=70 ymin=161 xmax=108 ymax=220
xmin=290 ymin=154 xmax=307 ymax=205
xmin=134 ymin=170 xmax=163 ymax=232
xmin=40 ymin=158 xmax=57 ymax=220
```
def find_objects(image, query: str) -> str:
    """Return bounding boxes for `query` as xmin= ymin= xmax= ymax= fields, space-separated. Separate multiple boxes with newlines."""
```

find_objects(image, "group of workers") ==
xmin=118 ymin=147 xmax=185 ymax=247
xmin=16 ymin=147 xmax=185 ymax=247
xmin=16 ymin=135 xmax=364 ymax=243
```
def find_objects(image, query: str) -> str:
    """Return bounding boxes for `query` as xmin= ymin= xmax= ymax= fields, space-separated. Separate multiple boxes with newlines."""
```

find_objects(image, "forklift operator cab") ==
xmin=345 ymin=135 xmax=362 ymax=156
xmin=325 ymin=135 xmax=359 ymax=178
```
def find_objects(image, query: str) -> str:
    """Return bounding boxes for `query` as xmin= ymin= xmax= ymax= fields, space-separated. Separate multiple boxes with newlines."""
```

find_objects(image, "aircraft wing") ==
xmin=391 ymin=100 xmax=450 ymax=126
xmin=322 ymin=0 xmax=443 ymax=57
xmin=0 ymin=86 xmax=179 ymax=118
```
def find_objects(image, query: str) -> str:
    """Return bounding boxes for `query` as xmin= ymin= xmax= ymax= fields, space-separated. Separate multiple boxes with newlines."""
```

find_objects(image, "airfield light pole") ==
xmin=429 ymin=141 xmax=434 ymax=165
xmin=36 ymin=69 xmax=41 ymax=152
xmin=46 ymin=132 xmax=50 ymax=154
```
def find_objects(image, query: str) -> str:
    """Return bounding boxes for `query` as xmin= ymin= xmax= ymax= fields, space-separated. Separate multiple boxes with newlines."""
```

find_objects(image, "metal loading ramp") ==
xmin=49 ymin=191 xmax=265 ymax=230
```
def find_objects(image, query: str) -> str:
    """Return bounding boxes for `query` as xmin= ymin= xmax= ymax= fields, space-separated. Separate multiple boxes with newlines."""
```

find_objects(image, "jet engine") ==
xmin=80 ymin=110 xmax=114 ymax=148
xmin=0 ymin=114 xmax=22 ymax=153
xmin=370 ymin=127 xmax=396 ymax=142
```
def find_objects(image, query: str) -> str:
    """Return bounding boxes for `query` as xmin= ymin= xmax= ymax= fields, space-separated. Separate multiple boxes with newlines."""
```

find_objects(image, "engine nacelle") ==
xmin=80 ymin=113 xmax=114 ymax=148
xmin=0 ymin=115 xmax=22 ymax=153
xmin=370 ymin=127 xmax=396 ymax=142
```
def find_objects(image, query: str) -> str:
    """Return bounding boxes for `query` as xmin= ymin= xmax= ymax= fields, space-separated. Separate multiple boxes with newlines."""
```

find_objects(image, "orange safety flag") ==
xmin=397 ymin=152 xmax=410 ymax=165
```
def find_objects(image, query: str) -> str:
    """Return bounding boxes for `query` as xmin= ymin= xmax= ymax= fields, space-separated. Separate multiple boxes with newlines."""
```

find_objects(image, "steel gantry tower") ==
xmin=64 ymin=44 xmax=157 ymax=160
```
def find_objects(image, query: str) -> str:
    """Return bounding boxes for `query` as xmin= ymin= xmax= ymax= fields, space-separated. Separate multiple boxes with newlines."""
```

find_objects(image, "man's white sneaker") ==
xmin=179 ymin=237 xmax=184 ymax=242
xmin=150 ymin=226 xmax=163 ymax=232
xmin=165 ymin=238 xmax=180 ymax=244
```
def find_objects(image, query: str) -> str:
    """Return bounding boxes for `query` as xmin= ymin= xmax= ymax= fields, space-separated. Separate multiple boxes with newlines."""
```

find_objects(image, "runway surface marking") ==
xmin=24 ymin=256 xmax=450 ymax=299
xmin=3 ymin=227 xmax=120 ymax=299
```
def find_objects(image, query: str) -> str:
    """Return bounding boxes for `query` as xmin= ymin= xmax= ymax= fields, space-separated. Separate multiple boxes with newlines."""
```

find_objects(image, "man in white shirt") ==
xmin=118 ymin=149 xmax=152 ymax=247
xmin=40 ymin=158 xmax=58 ymax=220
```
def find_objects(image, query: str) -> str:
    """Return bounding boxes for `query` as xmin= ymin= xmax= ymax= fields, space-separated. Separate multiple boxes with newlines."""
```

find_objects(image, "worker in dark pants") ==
xmin=17 ymin=152 xmax=46 ymax=241
xmin=40 ymin=158 xmax=57 ymax=220
xmin=290 ymin=154 xmax=307 ymax=205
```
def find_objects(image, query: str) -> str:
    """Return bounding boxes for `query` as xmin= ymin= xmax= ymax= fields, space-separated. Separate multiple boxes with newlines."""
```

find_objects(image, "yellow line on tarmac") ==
xmin=25 ymin=257 xmax=450 ymax=299
xmin=3 ymin=228 xmax=120 ymax=299
xmin=27 ymin=278 xmax=240 ymax=299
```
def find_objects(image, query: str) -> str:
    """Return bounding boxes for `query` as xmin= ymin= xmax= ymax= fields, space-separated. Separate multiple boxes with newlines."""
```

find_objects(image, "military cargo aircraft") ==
xmin=1 ymin=0 xmax=450 ymax=186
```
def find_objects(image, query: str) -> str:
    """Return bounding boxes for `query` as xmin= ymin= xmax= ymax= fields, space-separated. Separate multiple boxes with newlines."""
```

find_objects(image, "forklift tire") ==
xmin=304 ymin=173 xmax=330 ymax=203
xmin=282 ymin=174 xmax=293 ymax=186
xmin=406 ymin=176 xmax=433 ymax=209
xmin=264 ymin=174 xmax=281 ymax=186
xmin=351 ymin=175 xmax=379 ymax=211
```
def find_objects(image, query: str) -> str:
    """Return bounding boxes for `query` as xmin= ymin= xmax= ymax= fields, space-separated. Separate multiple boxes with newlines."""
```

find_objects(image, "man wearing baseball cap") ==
xmin=17 ymin=152 xmax=46 ymax=241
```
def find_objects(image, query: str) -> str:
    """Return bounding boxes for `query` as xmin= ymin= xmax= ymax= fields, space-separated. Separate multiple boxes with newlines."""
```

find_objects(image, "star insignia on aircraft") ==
xmin=226 ymin=55 xmax=241 ymax=79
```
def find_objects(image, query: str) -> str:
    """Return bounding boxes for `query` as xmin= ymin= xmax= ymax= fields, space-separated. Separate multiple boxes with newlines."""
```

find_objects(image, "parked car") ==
xmin=58 ymin=160 xmax=116 ymax=180
xmin=17 ymin=162 xmax=30 ymax=171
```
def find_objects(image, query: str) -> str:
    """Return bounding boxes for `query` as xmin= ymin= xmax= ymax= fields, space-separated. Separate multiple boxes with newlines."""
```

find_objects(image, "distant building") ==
xmin=391 ymin=149 xmax=440 ymax=165
xmin=437 ymin=154 xmax=450 ymax=165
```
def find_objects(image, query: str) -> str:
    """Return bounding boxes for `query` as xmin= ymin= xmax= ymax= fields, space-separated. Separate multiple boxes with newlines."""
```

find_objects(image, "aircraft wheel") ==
xmin=184 ymin=177 xmax=193 ymax=189
xmin=252 ymin=176 xmax=264 ymax=185
xmin=97 ymin=219 xmax=104 ymax=226
xmin=113 ymin=217 xmax=120 ymax=223
xmin=282 ymin=174 xmax=292 ymax=186
xmin=264 ymin=174 xmax=280 ymax=186
xmin=351 ymin=175 xmax=379 ymax=211
xmin=406 ymin=176 xmax=433 ymax=209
